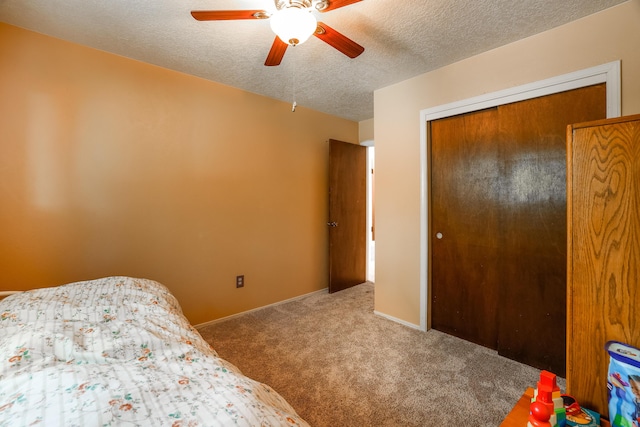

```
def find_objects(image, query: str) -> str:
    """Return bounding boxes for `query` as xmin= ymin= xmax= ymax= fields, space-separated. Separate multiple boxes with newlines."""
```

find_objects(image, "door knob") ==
xmin=327 ymin=222 xmax=338 ymax=227
xmin=436 ymin=232 xmax=443 ymax=239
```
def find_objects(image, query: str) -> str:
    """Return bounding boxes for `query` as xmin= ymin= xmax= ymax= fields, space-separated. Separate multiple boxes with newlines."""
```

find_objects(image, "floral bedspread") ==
xmin=0 ymin=276 xmax=309 ymax=427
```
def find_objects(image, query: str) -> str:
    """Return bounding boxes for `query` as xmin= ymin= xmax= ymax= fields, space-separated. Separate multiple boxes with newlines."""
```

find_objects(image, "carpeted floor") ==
xmin=197 ymin=282 xmax=563 ymax=426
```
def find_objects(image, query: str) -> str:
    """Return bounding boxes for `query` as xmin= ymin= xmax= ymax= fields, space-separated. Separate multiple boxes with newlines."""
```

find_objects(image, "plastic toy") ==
xmin=528 ymin=370 xmax=566 ymax=427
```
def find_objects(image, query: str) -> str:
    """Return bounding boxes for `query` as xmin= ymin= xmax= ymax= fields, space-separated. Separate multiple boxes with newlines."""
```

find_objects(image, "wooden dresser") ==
xmin=566 ymin=114 xmax=640 ymax=418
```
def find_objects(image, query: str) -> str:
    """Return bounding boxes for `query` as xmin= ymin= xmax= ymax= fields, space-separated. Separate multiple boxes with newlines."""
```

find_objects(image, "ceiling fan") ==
xmin=191 ymin=0 xmax=365 ymax=66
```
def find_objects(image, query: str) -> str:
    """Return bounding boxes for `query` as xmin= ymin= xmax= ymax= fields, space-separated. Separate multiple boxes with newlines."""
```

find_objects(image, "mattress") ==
xmin=0 ymin=276 xmax=308 ymax=426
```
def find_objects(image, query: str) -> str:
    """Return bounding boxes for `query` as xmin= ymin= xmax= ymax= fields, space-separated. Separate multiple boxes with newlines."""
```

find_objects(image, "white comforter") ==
xmin=0 ymin=276 xmax=309 ymax=427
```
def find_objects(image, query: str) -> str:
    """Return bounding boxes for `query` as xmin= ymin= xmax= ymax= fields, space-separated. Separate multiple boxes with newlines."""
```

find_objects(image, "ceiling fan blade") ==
xmin=314 ymin=23 xmax=364 ymax=58
xmin=320 ymin=0 xmax=362 ymax=12
xmin=265 ymin=37 xmax=288 ymax=66
xmin=191 ymin=10 xmax=269 ymax=21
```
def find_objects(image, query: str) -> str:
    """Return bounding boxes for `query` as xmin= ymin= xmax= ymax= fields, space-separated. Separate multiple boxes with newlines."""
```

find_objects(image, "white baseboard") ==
xmin=374 ymin=310 xmax=424 ymax=331
xmin=195 ymin=288 xmax=328 ymax=329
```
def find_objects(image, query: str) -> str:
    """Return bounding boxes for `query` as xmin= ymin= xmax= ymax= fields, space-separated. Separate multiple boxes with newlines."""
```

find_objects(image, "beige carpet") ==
xmin=197 ymin=282 xmax=562 ymax=426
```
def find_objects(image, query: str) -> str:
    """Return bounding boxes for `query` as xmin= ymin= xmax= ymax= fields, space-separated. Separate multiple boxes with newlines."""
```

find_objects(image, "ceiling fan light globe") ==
xmin=270 ymin=7 xmax=317 ymax=46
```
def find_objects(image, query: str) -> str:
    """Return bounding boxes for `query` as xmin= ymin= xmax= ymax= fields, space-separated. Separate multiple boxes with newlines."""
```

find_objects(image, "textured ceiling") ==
xmin=0 ymin=0 xmax=628 ymax=122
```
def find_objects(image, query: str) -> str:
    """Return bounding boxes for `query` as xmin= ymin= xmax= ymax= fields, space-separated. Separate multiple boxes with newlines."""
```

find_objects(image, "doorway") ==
xmin=328 ymin=139 xmax=367 ymax=292
xmin=327 ymin=140 xmax=374 ymax=291
xmin=364 ymin=144 xmax=375 ymax=283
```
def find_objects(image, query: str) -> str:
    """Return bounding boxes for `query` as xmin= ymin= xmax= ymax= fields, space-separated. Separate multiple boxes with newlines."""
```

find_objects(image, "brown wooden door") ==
xmin=328 ymin=139 xmax=366 ymax=293
xmin=496 ymin=85 xmax=606 ymax=376
xmin=430 ymin=84 xmax=606 ymax=375
xmin=431 ymin=107 xmax=501 ymax=349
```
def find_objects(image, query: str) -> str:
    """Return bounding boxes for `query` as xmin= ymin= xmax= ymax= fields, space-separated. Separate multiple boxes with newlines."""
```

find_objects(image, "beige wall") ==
xmin=0 ymin=23 xmax=358 ymax=324
xmin=374 ymin=0 xmax=640 ymax=326
xmin=358 ymin=118 xmax=374 ymax=143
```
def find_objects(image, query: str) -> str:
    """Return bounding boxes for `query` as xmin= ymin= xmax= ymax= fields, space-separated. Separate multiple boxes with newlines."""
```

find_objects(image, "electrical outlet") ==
xmin=236 ymin=275 xmax=244 ymax=288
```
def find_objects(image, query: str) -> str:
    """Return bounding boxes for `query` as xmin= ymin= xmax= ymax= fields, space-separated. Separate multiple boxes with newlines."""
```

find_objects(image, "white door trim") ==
xmin=418 ymin=61 xmax=621 ymax=331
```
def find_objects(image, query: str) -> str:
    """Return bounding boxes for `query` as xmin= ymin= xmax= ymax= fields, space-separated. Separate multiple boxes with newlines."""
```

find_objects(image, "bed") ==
xmin=0 ymin=276 xmax=309 ymax=426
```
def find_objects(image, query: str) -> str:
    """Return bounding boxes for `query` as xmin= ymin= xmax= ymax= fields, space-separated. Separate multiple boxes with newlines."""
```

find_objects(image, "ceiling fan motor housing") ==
xmin=275 ymin=0 xmax=329 ymax=11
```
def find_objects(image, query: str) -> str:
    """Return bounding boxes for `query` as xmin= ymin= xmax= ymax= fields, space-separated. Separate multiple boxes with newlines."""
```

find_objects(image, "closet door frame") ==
xmin=417 ymin=61 xmax=621 ymax=331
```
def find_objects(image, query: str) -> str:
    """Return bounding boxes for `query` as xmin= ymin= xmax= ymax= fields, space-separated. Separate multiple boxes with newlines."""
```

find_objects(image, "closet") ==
xmin=566 ymin=114 xmax=640 ymax=418
xmin=430 ymin=84 xmax=606 ymax=375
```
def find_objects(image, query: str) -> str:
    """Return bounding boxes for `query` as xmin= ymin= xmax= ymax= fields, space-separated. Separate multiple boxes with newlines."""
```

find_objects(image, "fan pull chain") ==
xmin=291 ymin=46 xmax=297 ymax=112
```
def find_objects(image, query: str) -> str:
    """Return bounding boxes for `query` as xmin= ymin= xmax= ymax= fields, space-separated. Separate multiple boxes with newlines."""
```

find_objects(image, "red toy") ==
xmin=529 ymin=400 xmax=553 ymax=427
xmin=529 ymin=370 xmax=566 ymax=427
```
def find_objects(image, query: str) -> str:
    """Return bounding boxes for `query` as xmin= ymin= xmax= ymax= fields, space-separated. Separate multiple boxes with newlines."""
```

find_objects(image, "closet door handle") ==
xmin=327 ymin=222 xmax=338 ymax=227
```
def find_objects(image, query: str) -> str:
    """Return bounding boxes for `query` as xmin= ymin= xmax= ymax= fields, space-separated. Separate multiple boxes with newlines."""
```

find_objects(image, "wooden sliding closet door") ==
xmin=496 ymin=85 xmax=606 ymax=375
xmin=431 ymin=107 xmax=501 ymax=349
xmin=430 ymin=84 xmax=606 ymax=375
